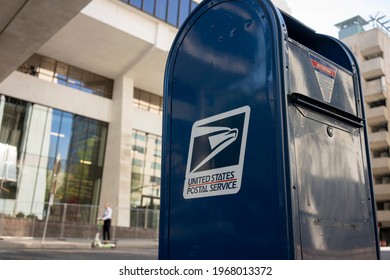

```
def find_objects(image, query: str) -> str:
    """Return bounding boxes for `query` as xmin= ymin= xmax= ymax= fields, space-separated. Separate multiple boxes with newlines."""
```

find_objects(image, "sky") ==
xmin=284 ymin=0 xmax=390 ymax=37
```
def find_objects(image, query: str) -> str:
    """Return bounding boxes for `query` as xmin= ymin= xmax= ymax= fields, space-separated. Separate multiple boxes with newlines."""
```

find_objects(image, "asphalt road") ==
xmin=1 ymin=247 xmax=388 ymax=260
xmin=0 ymin=247 xmax=158 ymax=260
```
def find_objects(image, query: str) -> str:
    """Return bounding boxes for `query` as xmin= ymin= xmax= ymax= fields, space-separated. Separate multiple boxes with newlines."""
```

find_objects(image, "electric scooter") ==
xmin=91 ymin=219 xmax=117 ymax=249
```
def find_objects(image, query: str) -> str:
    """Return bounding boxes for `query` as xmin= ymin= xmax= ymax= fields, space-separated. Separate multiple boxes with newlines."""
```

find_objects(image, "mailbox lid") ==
xmin=289 ymin=39 xmax=358 ymax=116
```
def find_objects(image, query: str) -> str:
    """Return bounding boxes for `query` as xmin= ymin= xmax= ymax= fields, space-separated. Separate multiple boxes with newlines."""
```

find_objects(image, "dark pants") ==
xmin=103 ymin=219 xmax=111 ymax=241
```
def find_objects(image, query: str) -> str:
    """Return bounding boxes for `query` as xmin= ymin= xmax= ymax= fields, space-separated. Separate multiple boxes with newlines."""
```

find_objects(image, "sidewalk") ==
xmin=0 ymin=236 xmax=158 ymax=250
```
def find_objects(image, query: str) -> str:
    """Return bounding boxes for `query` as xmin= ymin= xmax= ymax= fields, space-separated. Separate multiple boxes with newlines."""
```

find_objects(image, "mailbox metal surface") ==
xmin=159 ymin=0 xmax=380 ymax=259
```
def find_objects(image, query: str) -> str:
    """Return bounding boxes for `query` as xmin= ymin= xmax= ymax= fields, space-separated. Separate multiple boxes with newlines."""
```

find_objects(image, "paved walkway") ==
xmin=0 ymin=236 xmax=158 ymax=250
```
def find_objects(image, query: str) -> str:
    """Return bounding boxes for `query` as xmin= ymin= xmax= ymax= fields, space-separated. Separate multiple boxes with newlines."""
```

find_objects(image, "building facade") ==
xmin=338 ymin=16 xmax=390 ymax=245
xmin=0 ymin=0 xmax=290 ymax=228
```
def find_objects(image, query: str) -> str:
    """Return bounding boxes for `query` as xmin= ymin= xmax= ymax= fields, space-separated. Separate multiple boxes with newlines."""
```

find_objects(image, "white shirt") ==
xmin=102 ymin=207 xmax=112 ymax=220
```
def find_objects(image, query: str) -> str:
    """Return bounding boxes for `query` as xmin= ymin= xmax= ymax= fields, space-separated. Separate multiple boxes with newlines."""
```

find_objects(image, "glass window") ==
xmin=133 ymin=88 xmax=163 ymax=114
xmin=54 ymin=62 xmax=68 ymax=84
xmin=129 ymin=0 xmax=142 ymax=8
xmin=132 ymin=158 xmax=144 ymax=167
xmin=92 ymin=75 xmax=107 ymax=97
xmin=60 ymin=115 xmax=107 ymax=205
xmin=132 ymin=173 xmax=142 ymax=184
xmin=119 ymin=0 xmax=197 ymax=28
xmin=179 ymin=0 xmax=190 ymax=26
xmin=67 ymin=66 xmax=82 ymax=89
xmin=155 ymin=0 xmax=167 ymax=21
xmin=131 ymin=172 xmax=142 ymax=206
xmin=38 ymin=56 xmax=56 ymax=82
xmin=104 ymin=80 xmax=114 ymax=99
xmin=48 ymin=110 xmax=63 ymax=163
xmin=143 ymin=0 xmax=155 ymax=15
xmin=130 ymin=130 xmax=162 ymax=207
xmin=80 ymin=71 xmax=95 ymax=94
xmin=79 ymin=165 xmax=95 ymax=204
xmin=96 ymin=125 xmax=107 ymax=167
xmin=132 ymin=145 xmax=145 ymax=154
xmin=0 ymin=95 xmax=108 ymax=211
xmin=150 ymin=94 xmax=161 ymax=113
xmin=132 ymin=131 xmax=146 ymax=142
xmin=84 ymin=120 xmax=99 ymax=164
xmin=0 ymin=97 xmax=27 ymax=199
xmin=57 ymin=112 xmax=74 ymax=162
xmin=151 ymin=162 xmax=161 ymax=169
xmin=18 ymin=54 xmax=40 ymax=75
xmin=167 ymin=0 xmax=179 ymax=26
xmin=133 ymin=88 xmax=141 ymax=107
xmin=150 ymin=176 xmax=161 ymax=185
xmin=0 ymin=97 xmax=27 ymax=147
xmin=18 ymin=54 xmax=114 ymax=99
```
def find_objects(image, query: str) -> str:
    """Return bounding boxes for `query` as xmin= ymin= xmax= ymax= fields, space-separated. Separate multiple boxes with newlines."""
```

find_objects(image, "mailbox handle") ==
xmin=289 ymin=93 xmax=363 ymax=127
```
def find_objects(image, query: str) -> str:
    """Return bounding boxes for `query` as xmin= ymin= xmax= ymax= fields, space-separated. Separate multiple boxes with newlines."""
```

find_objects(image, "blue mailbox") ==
xmin=159 ymin=0 xmax=380 ymax=259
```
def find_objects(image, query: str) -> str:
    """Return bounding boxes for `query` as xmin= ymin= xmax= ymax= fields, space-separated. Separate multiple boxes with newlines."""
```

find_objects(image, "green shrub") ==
xmin=15 ymin=212 xmax=25 ymax=218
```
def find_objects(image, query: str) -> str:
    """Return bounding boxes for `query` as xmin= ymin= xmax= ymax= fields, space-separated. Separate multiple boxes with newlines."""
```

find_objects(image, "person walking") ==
xmin=101 ymin=202 xmax=112 ymax=241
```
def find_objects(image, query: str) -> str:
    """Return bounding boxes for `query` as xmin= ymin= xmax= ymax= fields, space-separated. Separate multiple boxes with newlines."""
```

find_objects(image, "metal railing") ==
xmin=0 ymin=200 xmax=159 ymax=241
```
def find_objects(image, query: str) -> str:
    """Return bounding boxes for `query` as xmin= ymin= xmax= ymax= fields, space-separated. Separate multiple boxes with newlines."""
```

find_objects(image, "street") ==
xmin=0 ymin=247 xmax=158 ymax=260
xmin=1 ymin=248 xmax=389 ymax=260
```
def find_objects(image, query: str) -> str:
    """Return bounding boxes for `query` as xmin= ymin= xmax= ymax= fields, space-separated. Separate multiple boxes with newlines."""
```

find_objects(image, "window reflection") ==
xmin=0 ymin=95 xmax=108 ymax=219
xmin=167 ymin=0 xmax=179 ymax=26
xmin=143 ymin=0 xmax=155 ymax=14
xmin=120 ymin=0 xmax=198 ymax=28
xmin=18 ymin=54 xmax=114 ymax=99
xmin=131 ymin=130 xmax=161 ymax=208
xmin=179 ymin=0 xmax=191 ymax=26
xmin=133 ymin=88 xmax=163 ymax=114
xmin=130 ymin=0 xmax=142 ymax=8
xmin=156 ymin=0 xmax=168 ymax=21
xmin=0 ymin=97 xmax=27 ymax=200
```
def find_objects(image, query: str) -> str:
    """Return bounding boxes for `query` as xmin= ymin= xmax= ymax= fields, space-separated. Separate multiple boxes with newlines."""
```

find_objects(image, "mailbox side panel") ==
xmin=288 ymin=39 xmax=379 ymax=259
xmin=160 ymin=0 xmax=292 ymax=259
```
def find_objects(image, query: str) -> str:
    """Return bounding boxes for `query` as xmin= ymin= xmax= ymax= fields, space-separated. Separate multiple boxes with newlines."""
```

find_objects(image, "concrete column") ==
xmin=100 ymin=76 xmax=133 ymax=227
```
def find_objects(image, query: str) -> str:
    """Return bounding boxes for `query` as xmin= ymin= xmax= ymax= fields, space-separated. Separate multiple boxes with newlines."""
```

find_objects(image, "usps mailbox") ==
xmin=159 ymin=0 xmax=380 ymax=259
